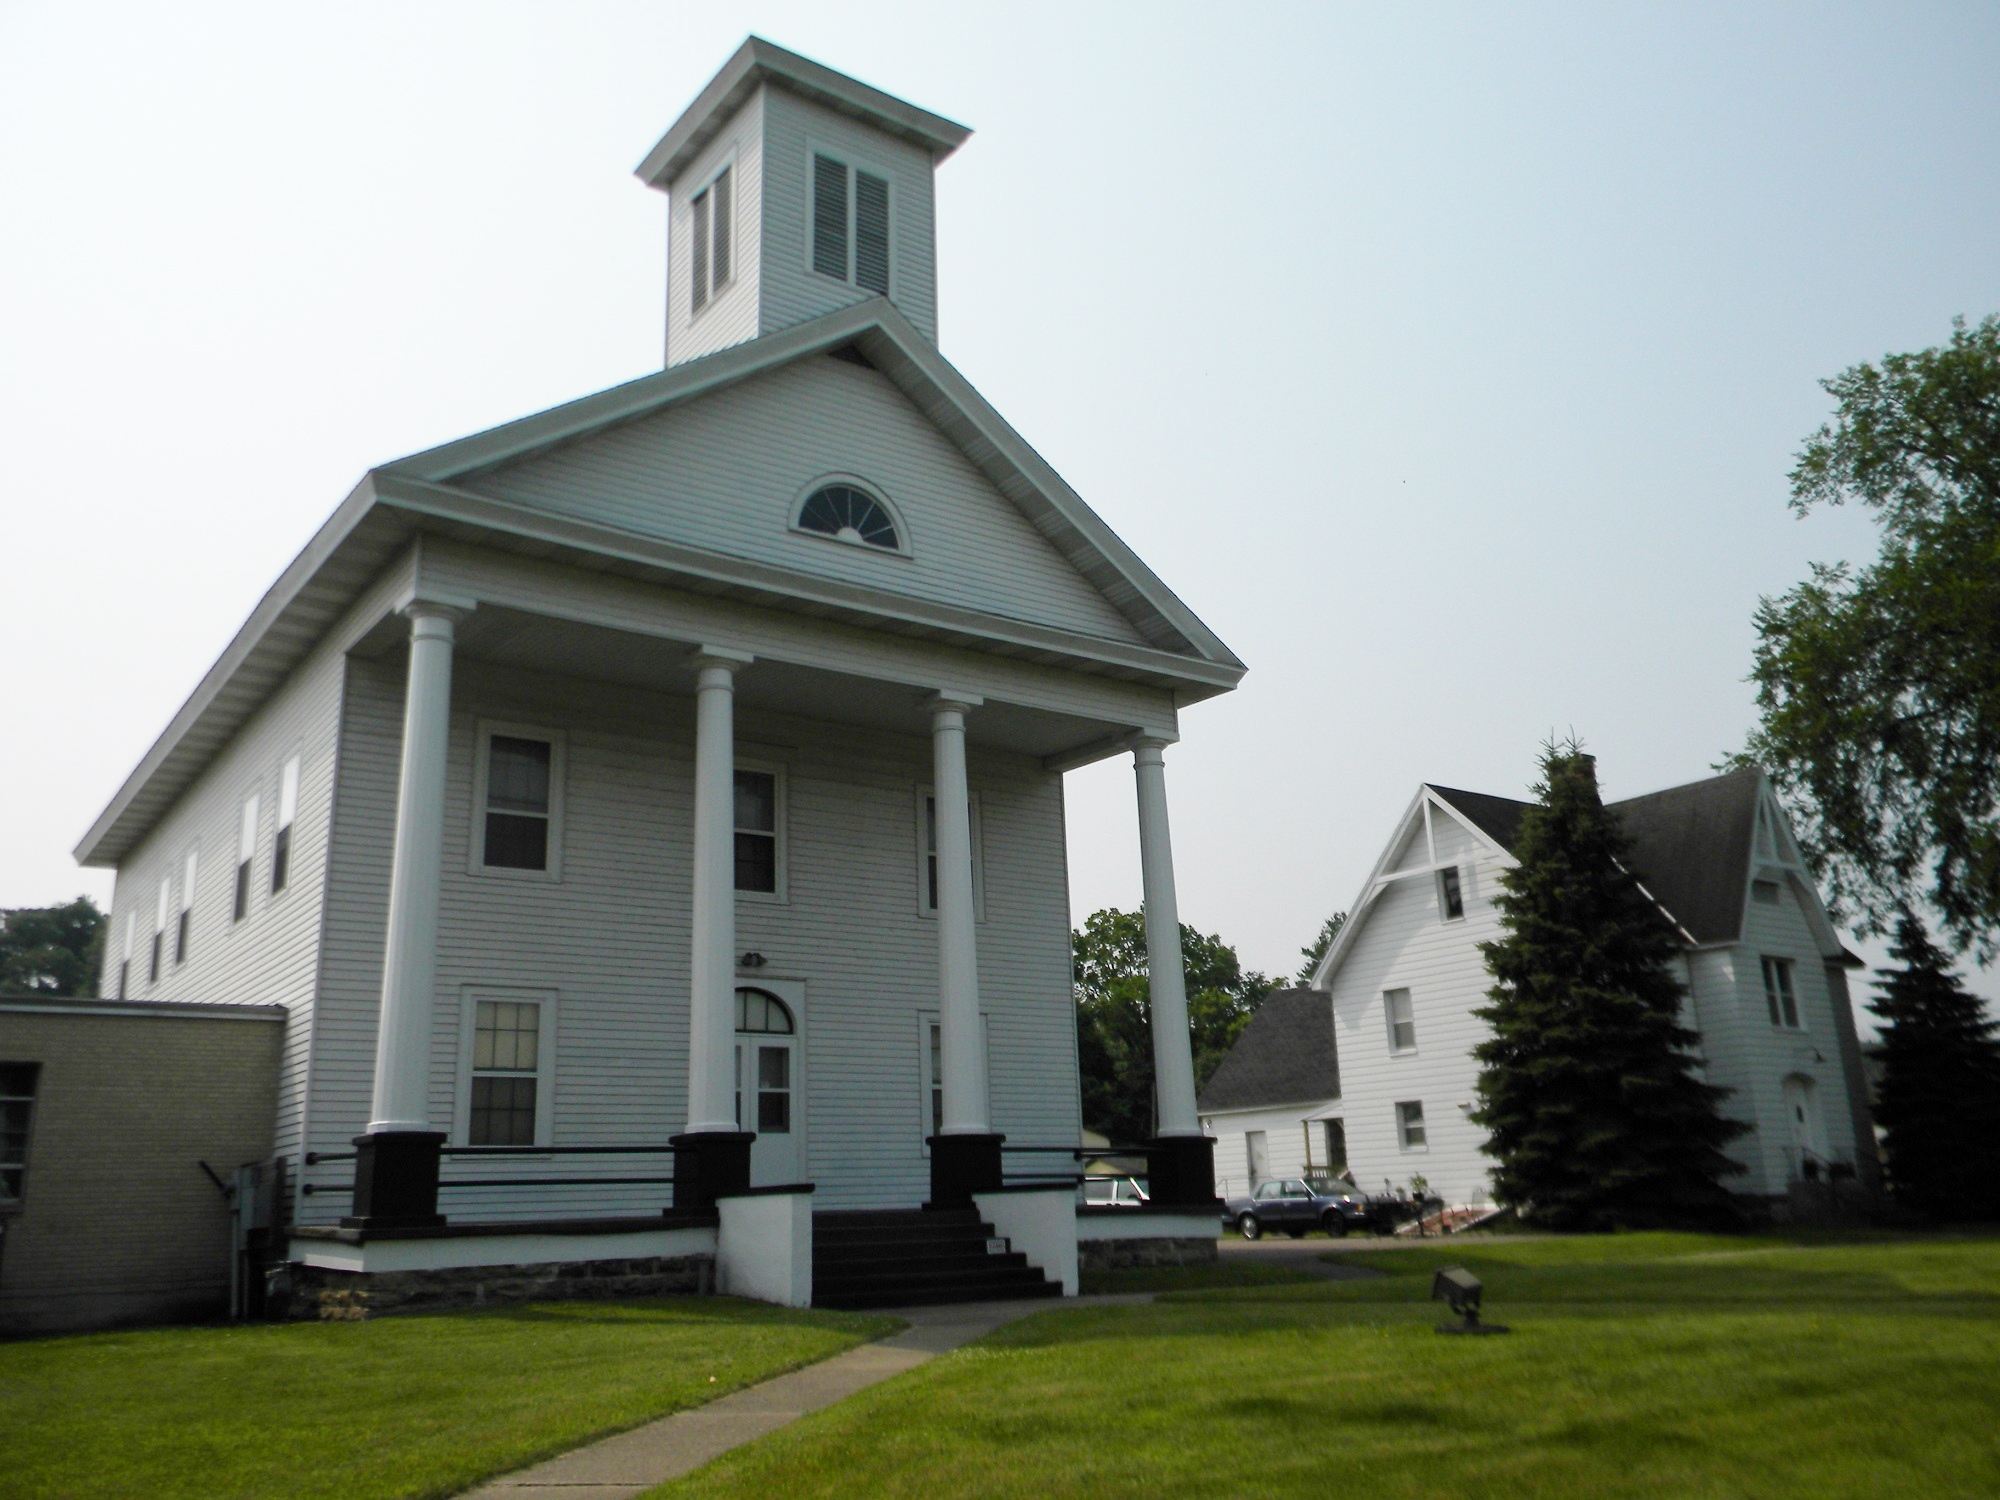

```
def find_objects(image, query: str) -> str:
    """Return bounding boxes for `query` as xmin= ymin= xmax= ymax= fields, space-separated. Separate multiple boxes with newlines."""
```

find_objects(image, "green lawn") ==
xmin=658 ymin=1233 xmax=2000 ymax=1499
xmin=0 ymin=1297 xmax=896 ymax=1500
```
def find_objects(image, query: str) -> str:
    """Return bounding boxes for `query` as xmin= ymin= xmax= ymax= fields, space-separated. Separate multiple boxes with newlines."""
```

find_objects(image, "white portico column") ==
xmin=368 ymin=603 xmax=462 ymax=1134
xmin=931 ymin=693 xmax=989 ymax=1135
xmin=675 ymin=648 xmax=756 ymax=1210
xmin=353 ymin=599 xmax=464 ymax=1228
xmin=1133 ymin=737 xmax=1201 ymax=1138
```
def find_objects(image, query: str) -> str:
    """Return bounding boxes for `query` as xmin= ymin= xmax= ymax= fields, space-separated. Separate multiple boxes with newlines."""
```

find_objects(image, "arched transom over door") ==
xmin=735 ymin=988 xmax=799 ymax=1186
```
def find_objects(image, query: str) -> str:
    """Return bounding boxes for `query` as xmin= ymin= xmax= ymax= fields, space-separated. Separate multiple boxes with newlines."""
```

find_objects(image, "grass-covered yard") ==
xmin=0 ymin=1297 xmax=896 ymax=1500
xmin=660 ymin=1233 xmax=2000 ymax=1499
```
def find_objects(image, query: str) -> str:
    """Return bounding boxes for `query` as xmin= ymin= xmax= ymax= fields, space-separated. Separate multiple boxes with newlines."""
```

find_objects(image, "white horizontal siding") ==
xmin=1202 ymin=1103 xmax=1341 ymax=1201
xmin=1331 ymin=861 xmax=1503 ymax=1207
xmin=470 ymin=356 xmax=1146 ymax=646
xmin=757 ymin=88 xmax=939 ymax=342
xmin=299 ymin=654 xmax=1075 ymax=1221
xmin=665 ymin=87 xmax=764 ymax=368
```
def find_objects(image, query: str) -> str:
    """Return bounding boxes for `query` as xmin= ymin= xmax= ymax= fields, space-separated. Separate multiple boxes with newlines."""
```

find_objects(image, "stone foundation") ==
xmin=286 ymin=1253 xmax=712 ymax=1321
xmin=1077 ymin=1235 xmax=1217 ymax=1272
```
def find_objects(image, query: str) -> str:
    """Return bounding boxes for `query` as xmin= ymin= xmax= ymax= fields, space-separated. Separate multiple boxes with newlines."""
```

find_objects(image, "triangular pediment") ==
xmin=379 ymin=301 xmax=1241 ymax=668
xmin=460 ymin=350 xmax=1148 ymax=646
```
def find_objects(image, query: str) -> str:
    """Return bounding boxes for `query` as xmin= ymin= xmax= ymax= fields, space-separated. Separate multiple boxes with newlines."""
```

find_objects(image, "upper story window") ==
xmin=734 ymin=767 xmax=784 ymax=897
xmin=1762 ymin=957 xmax=1802 ymax=1029
xmin=793 ymin=481 xmax=904 ymax=553
xmin=272 ymin=756 xmax=300 ymax=895
xmin=150 ymin=879 xmax=170 ymax=985
xmin=475 ymin=725 xmax=565 ymax=880
xmin=1385 ymin=988 xmax=1417 ymax=1053
xmin=234 ymin=794 xmax=259 ymax=922
xmin=176 ymin=849 xmax=197 ymax=964
xmin=919 ymin=788 xmax=984 ymax=918
xmin=1 ymin=1062 xmax=38 ymax=1209
xmin=690 ymin=164 xmax=733 ymax=315
xmin=1436 ymin=866 xmax=1464 ymax=921
xmin=812 ymin=151 xmax=891 ymax=295
xmin=1752 ymin=879 xmax=1781 ymax=905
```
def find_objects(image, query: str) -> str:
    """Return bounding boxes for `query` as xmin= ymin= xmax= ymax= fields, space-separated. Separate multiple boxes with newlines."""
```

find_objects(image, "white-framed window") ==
xmin=810 ymin=148 xmax=891 ymax=294
xmin=1436 ymin=866 xmax=1464 ymax=921
xmin=1762 ymin=956 xmax=1802 ymax=1029
xmin=233 ymin=793 xmax=259 ymax=922
xmin=917 ymin=786 xmax=984 ymax=919
xmin=150 ymin=878 xmax=171 ymax=985
xmin=459 ymin=990 xmax=555 ymax=1147
xmin=1 ymin=1062 xmax=39 ymax=1208
xmin=116 ymin=913 xmax=133 ymax=999
xmin=917 ymin=1010 xmax=989 ymax=1148
xmin=472 ymin=724 xmax=565 ymax=880
xmin=733 ymin=763 xmax=786 ymax=900
xmin=1385 ymin=988 xmax=1417 ymax=1053
xmin=789 ymin=476 xmax=908 ymax=554
xmin=1246 ymin=1129 xmax=1270 ymax=1184
xmin=689 ymin=161 xmax=734 ymax=315
xmin=176 ymin=848 xmax=198 ymax=964
xmin=271 ymin=755 xmax=301 ymax=895
xmin=1396 ymin=1100 xmax=1428 ymax=1150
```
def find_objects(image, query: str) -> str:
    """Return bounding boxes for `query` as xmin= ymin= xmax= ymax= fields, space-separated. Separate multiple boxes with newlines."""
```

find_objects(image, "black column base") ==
xmin=1146 ymin=1134 xmax=1218 ymax=1209
xmin=671 ymin=1131 xmax=755 ymax=1213
xmin=926 ymin=1132 xmax=1005 ymax=1211
xmin=343 ymin=1131 xmax=446 ymax=1230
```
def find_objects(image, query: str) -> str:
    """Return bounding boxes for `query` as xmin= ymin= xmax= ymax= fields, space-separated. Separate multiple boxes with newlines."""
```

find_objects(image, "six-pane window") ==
xmin=1386 ymin=988 xmax=1417 ymax=1052
xmin=1396 ymin=1100 xmax=1427 ymax=1149
xmin=734 ymin=770 xmax=778 ymax=893
xmin=1 ymin=1062 xmax=38 ymax=1207
xmin=1762 ymin=957 xmax=1801 ymax=1029
xmin=470 ymin=1000 xmax=540 ymax=1146
xmin=483 ymin=736 xmax=553 ymax=871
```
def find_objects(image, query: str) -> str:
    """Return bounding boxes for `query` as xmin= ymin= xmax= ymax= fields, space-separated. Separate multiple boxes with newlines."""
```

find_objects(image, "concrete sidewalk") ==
xmin=459 ymin=1295 xmax=1144 ymax=1499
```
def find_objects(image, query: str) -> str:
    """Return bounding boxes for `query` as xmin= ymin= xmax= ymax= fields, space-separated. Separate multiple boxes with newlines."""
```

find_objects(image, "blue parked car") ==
xmin=1222 ymin=1177 xmax=1372 ymax=1239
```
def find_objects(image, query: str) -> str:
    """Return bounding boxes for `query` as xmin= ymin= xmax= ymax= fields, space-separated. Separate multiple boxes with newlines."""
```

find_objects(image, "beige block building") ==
xmin=0 ymin=998 xmax=284 ymax=1335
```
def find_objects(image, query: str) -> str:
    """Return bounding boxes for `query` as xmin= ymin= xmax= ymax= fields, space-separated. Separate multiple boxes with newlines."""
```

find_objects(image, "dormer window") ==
xmin=793 ymin=481 xmax=905 ymax=552
xmin=691 ymin=165 xmax=733 ymax=315
xmin=812 ymin=152 xmax=890 ymax=294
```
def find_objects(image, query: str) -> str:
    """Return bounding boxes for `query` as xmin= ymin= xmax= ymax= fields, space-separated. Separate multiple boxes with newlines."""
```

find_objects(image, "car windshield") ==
xmin=1309 ymin=1179 xmax=1360 ymax=1199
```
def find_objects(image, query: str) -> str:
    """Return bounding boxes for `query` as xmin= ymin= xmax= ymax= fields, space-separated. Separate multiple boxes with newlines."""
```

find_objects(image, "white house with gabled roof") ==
xmin=73 ymin=38 xmax=1240 ymax=1311
xmin=1208 ymin=768 xmax=1878 ymax=1214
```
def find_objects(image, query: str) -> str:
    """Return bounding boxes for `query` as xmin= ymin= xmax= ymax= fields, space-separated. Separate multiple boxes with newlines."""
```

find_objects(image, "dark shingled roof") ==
xmin=1427 ymin=766 xmax=1765 ymax=946
xmin=1197 ymin=988 xmax=1339 ymax=1112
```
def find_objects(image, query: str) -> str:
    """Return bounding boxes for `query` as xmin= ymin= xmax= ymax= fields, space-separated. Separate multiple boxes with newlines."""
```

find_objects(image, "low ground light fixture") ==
xmin=1432 ymin=1266 xmax=1509 ymax=1335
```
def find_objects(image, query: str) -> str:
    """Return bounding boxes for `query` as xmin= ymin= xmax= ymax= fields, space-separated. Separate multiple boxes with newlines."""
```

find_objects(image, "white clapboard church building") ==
xmin=1204 ymin=768 xmax=1879 ymax=1218
xmin=76 ymin=39 xmax=1240 ymax=1310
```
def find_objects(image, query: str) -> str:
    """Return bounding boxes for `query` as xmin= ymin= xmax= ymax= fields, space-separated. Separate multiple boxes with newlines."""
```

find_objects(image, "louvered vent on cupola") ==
xmin=812 ymin=152 xmax=891 ymax=295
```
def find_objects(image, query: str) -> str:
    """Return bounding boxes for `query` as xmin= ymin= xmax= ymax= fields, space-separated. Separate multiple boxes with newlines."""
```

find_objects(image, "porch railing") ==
xmin=299 ymin=1143 xmax=678 ymax=1218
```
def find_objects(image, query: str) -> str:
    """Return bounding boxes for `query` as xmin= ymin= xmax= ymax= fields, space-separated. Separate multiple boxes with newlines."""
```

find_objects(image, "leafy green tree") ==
xmin=1869 ymin=912 xmax=2000 ymax=1221
xmin=1473 ymin=745 xmax=1746 ymax=1229
xmin=1073 ymin=907 xmax=1274 ymax=1142
xmin=1295 ymin=911 xmax=1347 ymax=984
xmin=0 ymin=897 xmax=107 ymax=996
xmin=1744 ymin=314 xmax=2000 ymax=956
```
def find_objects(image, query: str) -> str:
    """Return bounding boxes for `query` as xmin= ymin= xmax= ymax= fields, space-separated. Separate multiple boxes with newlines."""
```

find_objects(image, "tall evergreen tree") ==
xmin=1869 ymin=913 xmax=2000 ymax=1221
xmin=1472 ymin=745 xmax=1746 ymax=1229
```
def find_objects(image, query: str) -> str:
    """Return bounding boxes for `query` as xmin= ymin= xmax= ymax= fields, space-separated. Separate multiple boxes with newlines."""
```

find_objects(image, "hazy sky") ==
xmin=4 ymin=3 xmax=1997 ymax=1013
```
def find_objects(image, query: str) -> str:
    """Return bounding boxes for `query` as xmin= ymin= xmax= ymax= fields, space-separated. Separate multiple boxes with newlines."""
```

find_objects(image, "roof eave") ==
xmin=635 ymin=36 xmax=972 ymax=189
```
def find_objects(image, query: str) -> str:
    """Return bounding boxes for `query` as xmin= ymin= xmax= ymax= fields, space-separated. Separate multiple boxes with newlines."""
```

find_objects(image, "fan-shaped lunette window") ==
xmin=735 ymin=988 xmax=795 ymax=1034
xmin=796 ymin=483 xmax=902 ymax=551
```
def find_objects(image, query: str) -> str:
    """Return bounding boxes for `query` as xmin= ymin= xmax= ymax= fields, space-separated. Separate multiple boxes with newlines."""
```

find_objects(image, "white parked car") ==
xmin=1079 ymin=1176 xmax=1150 ymax=1208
